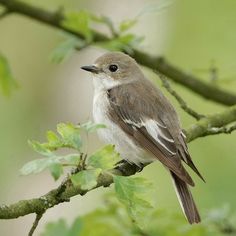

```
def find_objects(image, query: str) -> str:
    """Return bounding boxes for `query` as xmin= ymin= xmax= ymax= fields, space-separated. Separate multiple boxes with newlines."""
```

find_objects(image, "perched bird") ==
xmin=81 ymin=52 xmax=204 ymax=224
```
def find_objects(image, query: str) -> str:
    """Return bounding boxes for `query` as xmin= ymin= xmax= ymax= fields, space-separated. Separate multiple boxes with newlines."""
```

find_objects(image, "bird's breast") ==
xmin=92 ymin=89 xmax=153 ymax=165
xmin=93 ymin=90 xmax=114 ymax=143
xmin=93 ymin=90 xmax=109 ymax=125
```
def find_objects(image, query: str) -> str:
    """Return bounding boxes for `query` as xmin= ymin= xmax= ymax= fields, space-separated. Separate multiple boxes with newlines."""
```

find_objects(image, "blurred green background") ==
xmin=0 ymin=0 xmax=236 ymax=235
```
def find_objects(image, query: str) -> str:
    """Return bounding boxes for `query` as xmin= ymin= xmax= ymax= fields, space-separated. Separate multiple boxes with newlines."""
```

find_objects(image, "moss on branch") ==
xmin=186 ymin=104 xmax=236 ymax=142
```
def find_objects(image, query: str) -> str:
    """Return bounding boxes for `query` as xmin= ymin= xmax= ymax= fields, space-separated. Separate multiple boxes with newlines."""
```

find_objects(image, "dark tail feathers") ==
xmin=170 ymin=171 xmax=201 ymax=224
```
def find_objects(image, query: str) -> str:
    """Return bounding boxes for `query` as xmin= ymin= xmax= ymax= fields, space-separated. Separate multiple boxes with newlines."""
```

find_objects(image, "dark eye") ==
xmin=109 ymin=64 xmax=118 ymax=72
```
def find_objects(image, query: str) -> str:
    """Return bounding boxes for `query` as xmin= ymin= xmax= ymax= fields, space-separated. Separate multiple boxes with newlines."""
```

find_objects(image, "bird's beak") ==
xmin=81 ymin=65 xmax=100 ymax=74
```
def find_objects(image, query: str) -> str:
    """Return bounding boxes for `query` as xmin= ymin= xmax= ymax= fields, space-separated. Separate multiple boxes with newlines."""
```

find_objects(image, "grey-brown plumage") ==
xmin=81 ymin=52 xmax=204 ymax=224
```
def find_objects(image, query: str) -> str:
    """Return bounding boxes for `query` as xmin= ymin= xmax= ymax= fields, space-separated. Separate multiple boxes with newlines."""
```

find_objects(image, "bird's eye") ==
xmin=108 ymin=64 xmax=118 ymax=72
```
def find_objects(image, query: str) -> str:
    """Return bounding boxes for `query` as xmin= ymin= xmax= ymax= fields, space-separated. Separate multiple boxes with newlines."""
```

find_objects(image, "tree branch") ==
xmin=158 ymin=73 xmax=205 ymax=120
xmin=132 ymin=51 xmax=236 ymax=106
xmin=0 ymin=161 xmax=137 ymax=219
xmin=199 ymin=123 xmax=236 ymax=137
xmin=0 ymin=104 xmax=236 ymax=220
xmin=0 ymin=0 xmax=107 ymax=41
xmin=0 ymin=0 xmax=236 ymax=106
xmin=28 ymin=212 xmax=45 ymax=236
xmin=186 ymin=105 xmax=236 ymax=142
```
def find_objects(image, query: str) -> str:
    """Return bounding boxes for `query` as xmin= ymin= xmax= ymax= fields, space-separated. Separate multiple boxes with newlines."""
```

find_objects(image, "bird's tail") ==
xmin=170 ymin=171 xmax=201 ymax=224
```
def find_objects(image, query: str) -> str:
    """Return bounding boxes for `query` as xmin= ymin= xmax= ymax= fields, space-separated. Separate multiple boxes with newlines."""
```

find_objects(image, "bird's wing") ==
xmin=107 ymin=81 xmax=194 ymax=185
xmin=178 ymin=132 xmax=205 ymax=182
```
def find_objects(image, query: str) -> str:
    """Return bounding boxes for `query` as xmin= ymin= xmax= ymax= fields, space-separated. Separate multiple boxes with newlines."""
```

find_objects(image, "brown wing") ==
xmin=107 ymin=80 xmax=195 ymax=186
xmin=178 ymin=132 xmax=205 ymax=182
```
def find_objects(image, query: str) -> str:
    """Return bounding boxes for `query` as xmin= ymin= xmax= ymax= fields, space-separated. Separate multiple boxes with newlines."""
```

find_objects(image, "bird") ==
xmin=81 ymin=51 xmax=204 ymax=224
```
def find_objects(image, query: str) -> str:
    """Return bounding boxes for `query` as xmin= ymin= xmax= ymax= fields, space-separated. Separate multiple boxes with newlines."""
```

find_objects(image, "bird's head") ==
xmin=81 ymin=52 xmax=143 ymax=89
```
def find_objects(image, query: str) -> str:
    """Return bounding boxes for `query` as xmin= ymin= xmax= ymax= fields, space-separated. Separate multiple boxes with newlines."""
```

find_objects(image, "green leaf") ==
xmin=46 ymin=131 xmax=62 ymax=150
xmin=28 ymin=140 xmax=53 ymax=157
xmin=42 ymin=214 xmax=123 ymax=236
xmin=114 ymin=176 xmax=153 ymax=225
xmin=95 ymin=38 xmax=126 ymax=51
xmin=96 ymin=34 xmax=143 ymax=52
xmin=81 ymin=121 xmax=106 ymax=133
xmin=70 ymin=169 xmax=102 ymax=190
xmin=49 ymin=163 xmax=63 ymax=181
xmin=63 ymin=153 xmax=81 ymax=165
xmin=50 ymin=37 xmax=83 ymax=64
xmin=41 ymin=219 xmax=69 ymax=236
xmin=20 ymin=157 xmax=61 ymax=176
xmin=91 ymin=15 xmax=117 ymax=36
xmin=119 ymin=19 xmax=137 ymax=32
xmin=20 ymin=154 xmax=79 ymax=178
xmin=79 ymin=211 xmax=123 ymax=236
xmin=57 ymin=123 xmax=82 ymax=150
xmin=62 ymin=11 xmax=92 ymax=41
xmin=69 ymin=217 xmax=83 ymax=236
xmin=0 ymin=53 xmax=17 ymax=96
xmin=88 ymin=145 xmax=120 ymax=170
xmin=118 ymin=34 xmax=141 ymax=45
xmin=91 ymin=14 xmax=112 ymax=26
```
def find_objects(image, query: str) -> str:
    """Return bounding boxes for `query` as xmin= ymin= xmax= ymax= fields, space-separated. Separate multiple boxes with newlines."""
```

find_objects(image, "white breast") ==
xmin=92 ymin=89 xmax=113 ymax=142
xmin=92 ymin=78 xmax=154 ymax=166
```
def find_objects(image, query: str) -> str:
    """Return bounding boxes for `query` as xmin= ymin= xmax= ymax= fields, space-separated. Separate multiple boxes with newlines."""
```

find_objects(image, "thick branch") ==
xmin=0 ymin=0 xmax=236 ymax=106
xmin=1 ymin=105 xmax=236 ymax=220
xmin=132 ymin=51 xmax=236 ymax=106
xmin=0 ymin=162 xmax=137 ymax=219
xmin=186 ymin=105 xmax=236 ymax=142
xmin=0 ymin=0 xmax=107 ymax=41
xmin=204 ymin=123 xmax=236 ymax=136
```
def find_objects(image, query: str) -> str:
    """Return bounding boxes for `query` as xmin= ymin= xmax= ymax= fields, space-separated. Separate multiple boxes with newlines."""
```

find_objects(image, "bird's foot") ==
xmin=114 ymin=160 xmax=147 ymax=175
xmin=135 ymin=163 xmax=145 ymax=172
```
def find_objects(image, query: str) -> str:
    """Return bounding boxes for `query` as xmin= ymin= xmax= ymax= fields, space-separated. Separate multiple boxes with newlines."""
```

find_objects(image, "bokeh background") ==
xmin=0 ymin=0 xmax=236 ymax=235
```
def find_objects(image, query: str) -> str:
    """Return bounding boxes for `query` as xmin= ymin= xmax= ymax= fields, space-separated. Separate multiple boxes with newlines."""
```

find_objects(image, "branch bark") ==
xmin=1 ymin=104 xmax=236 ymax=220
xmin=28 ymin=212 xmax=44 ymax=236
xmin=0 ymin=0 xmax=236 ymax=106
xmin=132 ymin=51 xmax=236 ymax=106
xmin=0 ymin=161 xmax=136 ymax=219
xmin=186 ymin=105 xmax=236 ymax=142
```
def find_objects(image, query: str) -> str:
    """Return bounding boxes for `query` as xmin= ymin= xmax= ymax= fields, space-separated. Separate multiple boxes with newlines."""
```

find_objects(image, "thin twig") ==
xmin=28 ymin=211 xmax=45 ymax=236
xmin=205 ymin=123 xmax=236 ymax=136
xmin=157 ymin=73 xmax=205 ymax=120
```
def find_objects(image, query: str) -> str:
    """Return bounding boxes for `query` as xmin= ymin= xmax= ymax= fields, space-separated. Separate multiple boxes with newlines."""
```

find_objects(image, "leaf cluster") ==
xmin=21 ymin=121 xmax=156 ymax=231
xmin=21 ymin=121 xmax=109 ymax=185
xmin=41 ymin=194 xmax=235 ymax=236
xmin=51 ymin=11 xmax=143 ymax=63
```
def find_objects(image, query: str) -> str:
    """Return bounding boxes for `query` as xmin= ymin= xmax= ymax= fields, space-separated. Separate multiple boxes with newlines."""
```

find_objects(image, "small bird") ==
xmin=81 ymin=52 xmax=204 ymax=224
